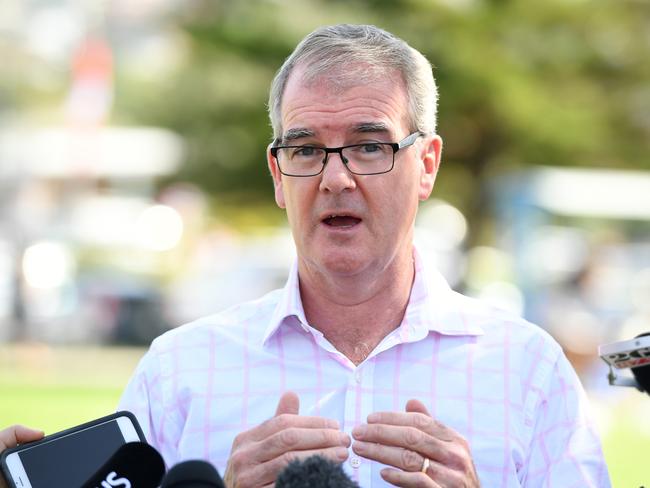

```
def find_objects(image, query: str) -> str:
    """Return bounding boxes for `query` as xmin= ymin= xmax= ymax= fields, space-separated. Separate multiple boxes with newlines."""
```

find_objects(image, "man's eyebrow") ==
xmin=353 ymin=122 xmax=390 ymax=134
xmin=281 ymin=128 xmax=314 ymax=144
xmin=280 ymin=123 xmax=389 ymax=145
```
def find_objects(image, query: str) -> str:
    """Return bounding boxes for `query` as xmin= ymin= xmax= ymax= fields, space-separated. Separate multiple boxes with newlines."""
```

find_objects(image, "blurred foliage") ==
xmin=7 ymin=0 xmax=648 ymax=231
xmin=112 ymin=0 xmax=649 ymax=232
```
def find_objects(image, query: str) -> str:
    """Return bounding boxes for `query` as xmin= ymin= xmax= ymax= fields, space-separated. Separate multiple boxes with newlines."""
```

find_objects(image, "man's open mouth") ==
xmin=322 ymin=215 xmax=362 ymax=227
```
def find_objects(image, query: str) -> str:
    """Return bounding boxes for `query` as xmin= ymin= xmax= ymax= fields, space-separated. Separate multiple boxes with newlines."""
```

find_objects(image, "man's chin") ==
xmin=316 ymin=249 xmax=372 ymax=278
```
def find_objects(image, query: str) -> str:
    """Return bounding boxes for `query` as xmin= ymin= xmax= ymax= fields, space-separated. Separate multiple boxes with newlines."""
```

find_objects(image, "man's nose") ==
xmin=319 ymin=152 xmax=357 ymax=193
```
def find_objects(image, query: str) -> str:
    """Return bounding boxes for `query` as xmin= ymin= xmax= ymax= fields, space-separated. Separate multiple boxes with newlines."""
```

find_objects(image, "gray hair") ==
xmin=268 ymin=24 xmax=438 ymax=140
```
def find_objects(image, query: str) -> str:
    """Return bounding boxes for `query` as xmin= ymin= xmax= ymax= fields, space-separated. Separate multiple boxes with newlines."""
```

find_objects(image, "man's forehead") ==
xmin=289 ymin=61 xmax=402 ymax=94
xmin=280 ymin=64 xmax=409 ymax=140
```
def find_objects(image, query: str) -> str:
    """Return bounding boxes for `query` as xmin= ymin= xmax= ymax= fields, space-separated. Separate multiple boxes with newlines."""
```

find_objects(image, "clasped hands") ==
xmin=224 ymin=392 xmax=479 ymax=487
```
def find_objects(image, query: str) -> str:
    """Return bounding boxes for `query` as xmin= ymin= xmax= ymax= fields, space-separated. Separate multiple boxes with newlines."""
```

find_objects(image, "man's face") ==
xmin=268 ymin=67 xmax=442 ymax=280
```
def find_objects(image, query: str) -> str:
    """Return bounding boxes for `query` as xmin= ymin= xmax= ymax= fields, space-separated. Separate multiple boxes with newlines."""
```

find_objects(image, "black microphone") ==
xmin=275 ymin=455 xmax=360 ymax=488
xmin=80 ymin=441 xmax=165 ymax=488
xmin=160 ymin=460 xmax=225 ymax=488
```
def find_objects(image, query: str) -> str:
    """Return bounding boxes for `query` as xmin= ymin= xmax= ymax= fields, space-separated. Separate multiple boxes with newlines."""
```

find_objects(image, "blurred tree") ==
xmin=112 ymin=0 xmax=650 ymax=238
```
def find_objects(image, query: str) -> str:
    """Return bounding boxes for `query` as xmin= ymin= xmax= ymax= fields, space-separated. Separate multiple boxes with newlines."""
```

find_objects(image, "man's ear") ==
xmin=267 ymin=144 xmax=286 ymax=209
xmin=418 ymin=134 xmax=442 ymax=201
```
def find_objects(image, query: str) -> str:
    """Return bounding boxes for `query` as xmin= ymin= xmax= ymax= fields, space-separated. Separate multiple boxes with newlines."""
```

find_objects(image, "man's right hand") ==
xmin=0 ymin=425 xmax=44 ymax=488
xmin=223 ymin=391 xmax=350 ymax=488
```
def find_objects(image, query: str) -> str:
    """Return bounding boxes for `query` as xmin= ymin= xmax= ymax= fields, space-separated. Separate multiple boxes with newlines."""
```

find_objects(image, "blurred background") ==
xmin=0 ymin=0 xmax=648 ymax=485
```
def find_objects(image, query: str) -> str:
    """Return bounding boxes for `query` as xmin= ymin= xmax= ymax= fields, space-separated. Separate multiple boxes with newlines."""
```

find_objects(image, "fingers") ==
xmin=353 ymin=436 xmax=431 ymax=471
xmin=0 ymin=425 xmax=44 ymax=452
xmin=405 ymin=398 xmax=430 ymax=416
xmin=352 ymin=423 xmax=449 ymax=464
xmin=240 ymin=412 xmax=342 ymax=445
xmin=352 ymin=438 xmax=460 ymax=485
xmin=225 ymin=392 xmax=349 ymax=488
xmin=239 ymin=446 xmax=349 ymax=487
xmin=257 ymin=427 xmax=350 ymax=463
xmin=366 ymin=410 xmax=455 ymax=442
xmin=235 ymin=392 xmax=339 ymax=445
xmin=228 ymin=429 xmax=349 ymax=487
xmin=351 ymin=401 xmax=480 ymax=487
xmin=380 ymin=467 xmax=442 ymax=488
xmin=275 ymin=391 xmax=300 ymax=416
xmin=353 ymin=438 xmax=423 ymax=471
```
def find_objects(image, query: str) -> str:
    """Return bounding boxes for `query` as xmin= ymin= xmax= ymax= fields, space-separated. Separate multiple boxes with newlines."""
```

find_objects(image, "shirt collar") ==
xmin=406 ymin=247 xmax=485 ymax=337
xmin=262 ymin=246 xmax=484 ymax=346
xmin=263 ymin=258 xmax=311 ymax=344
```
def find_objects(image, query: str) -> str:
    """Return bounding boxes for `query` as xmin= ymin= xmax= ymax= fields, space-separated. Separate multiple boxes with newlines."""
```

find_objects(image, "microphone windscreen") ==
xmin=80 ymin=441 xmax=165 ymax=488
xmin=631 ymin=333 xmax=650 ymax=394
xmin=160 ymin=460 xmax=225 ymax=488
xmin=275 ymin=455 xmax=360 ymax=488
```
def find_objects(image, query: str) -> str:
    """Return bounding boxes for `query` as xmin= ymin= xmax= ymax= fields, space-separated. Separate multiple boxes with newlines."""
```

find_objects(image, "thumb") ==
xmin=0 ymin=425 xmax=44 ymax=451
xmin=405 ymin=398 xmax=431 ymax=417
xmin=15 ymin=425 xmax=45 ymax=444
xmin=275 ymin=391 xmax=300 ymax=416
xmin=0 ymin=424 xmax=41 ymax=488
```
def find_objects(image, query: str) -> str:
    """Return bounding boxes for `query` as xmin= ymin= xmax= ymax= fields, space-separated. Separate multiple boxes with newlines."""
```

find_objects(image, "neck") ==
xmin=298 ymin=247 xmax=415 ymax=365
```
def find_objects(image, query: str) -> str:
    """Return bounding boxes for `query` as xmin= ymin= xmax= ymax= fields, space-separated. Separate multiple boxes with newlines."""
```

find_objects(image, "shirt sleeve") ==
xmin=117 ymin=339 xmax=181 ymax=468
xmin=522 ymin=349 xmax=611 ymax=487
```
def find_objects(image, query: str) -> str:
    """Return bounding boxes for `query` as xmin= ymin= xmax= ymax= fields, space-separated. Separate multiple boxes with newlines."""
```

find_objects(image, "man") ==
xmin=0 ymin=24 xmax=610 ymax=488
xmin=119 ymin=24 xmax=610 ymax=487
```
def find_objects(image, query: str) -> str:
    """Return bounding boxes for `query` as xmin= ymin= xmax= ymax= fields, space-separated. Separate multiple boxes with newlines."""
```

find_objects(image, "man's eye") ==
xmin=293 ymin=147 xmax=318 ymax=157
xmin=361 ymin=143 xmax=382 ymax=153
xmin=352 ymin=143 xmax=388 ymax=154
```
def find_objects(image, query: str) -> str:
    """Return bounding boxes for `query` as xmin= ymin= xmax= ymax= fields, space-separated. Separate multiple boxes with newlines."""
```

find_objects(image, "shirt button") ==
xmin=354 ymin=370 xmax=362 ymax=383
xmin=349 ymin=456 xmax=361 ymax=468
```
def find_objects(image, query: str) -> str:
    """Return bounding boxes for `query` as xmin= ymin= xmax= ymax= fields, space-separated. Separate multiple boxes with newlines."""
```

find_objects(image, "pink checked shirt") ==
xmin=118 ymin=250 xmax=610 ymax=487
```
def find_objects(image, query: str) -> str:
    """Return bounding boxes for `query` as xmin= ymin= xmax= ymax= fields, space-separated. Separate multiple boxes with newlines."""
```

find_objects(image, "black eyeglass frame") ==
xmin=270 ymin=131 xmax=424 ymax=177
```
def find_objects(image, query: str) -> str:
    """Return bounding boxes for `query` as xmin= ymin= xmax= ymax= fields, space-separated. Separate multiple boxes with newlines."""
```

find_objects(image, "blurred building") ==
xmin=0 ymin=0 xmax=187 ymax=344
xmin=489 ymin=167 xmax=650 ymax=381
xmin=0 ymin=127 xmax=183 ymax=343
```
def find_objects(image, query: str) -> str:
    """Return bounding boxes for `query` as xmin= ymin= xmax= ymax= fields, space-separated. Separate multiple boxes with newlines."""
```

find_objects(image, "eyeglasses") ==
xmin=270 ymin=131 xmax=424 ymax=177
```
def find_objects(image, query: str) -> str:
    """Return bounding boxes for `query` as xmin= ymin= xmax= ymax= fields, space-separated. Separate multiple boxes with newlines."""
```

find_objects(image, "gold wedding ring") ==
xmin=421 ymin=457 xmax=430 ymax=473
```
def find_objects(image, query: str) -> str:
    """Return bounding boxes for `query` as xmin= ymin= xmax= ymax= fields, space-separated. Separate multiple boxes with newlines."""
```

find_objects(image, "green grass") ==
xmin=1 ymin=345 xmax=648 ymax=486
xmin=1 ymin=384 xmax=125 ymax=432
xmin=0 ymin=344 xmax=144 ymax=432
xmin=596 ymin=392 xmax=650 ymax=488
xmin=604 ymin=425 xmax=649 ymax=487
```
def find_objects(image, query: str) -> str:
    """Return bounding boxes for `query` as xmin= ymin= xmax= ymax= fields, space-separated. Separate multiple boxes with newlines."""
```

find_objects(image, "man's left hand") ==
xmin=351 ymin=399 xmax=480 ymax=487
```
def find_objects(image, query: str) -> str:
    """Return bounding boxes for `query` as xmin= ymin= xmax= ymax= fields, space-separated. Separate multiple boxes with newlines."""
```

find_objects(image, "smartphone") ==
xmin=1 ymin=411 xmax=145 ymax=488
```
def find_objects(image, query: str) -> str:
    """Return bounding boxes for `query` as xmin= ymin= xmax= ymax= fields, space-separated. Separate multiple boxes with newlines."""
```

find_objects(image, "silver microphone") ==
xmin=599 ymin=333 xmax=650 ymax=392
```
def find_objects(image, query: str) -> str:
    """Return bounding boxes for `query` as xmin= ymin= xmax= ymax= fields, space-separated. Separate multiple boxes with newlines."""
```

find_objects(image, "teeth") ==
xmin=324 ymin=214 xmax=357 ymax=220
